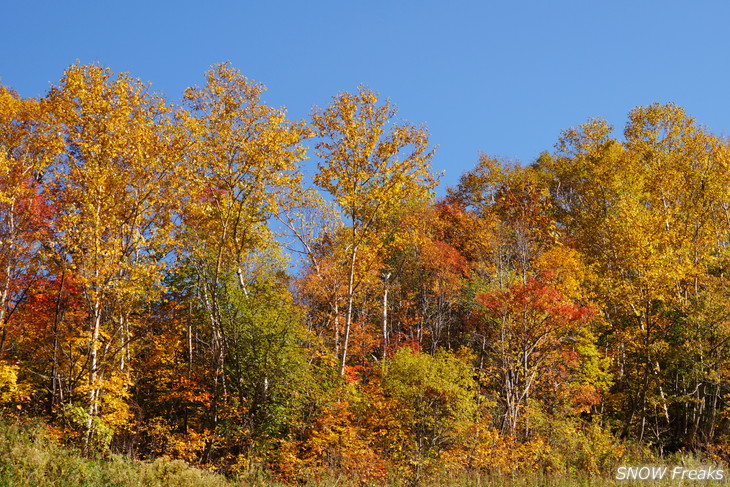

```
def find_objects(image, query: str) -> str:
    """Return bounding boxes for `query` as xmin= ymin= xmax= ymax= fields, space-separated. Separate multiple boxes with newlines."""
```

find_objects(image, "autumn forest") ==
xmin=1 ymin=62 xmax=730 ymax=484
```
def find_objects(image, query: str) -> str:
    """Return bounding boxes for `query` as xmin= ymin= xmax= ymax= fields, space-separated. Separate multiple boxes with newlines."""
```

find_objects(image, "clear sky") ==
xmin=2 ymin=0 xmax=729 ymax=193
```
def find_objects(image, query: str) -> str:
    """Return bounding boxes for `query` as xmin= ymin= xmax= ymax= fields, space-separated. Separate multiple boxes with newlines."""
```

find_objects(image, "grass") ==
xmin=1 ymin=416 xmax=728 ymax=486
xmin=0 ymin=417 xmax=242 ymax=487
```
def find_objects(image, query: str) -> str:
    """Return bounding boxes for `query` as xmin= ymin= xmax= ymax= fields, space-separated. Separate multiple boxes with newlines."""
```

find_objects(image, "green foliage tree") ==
xmin=379 ymin=348 xmax=477 ymax=481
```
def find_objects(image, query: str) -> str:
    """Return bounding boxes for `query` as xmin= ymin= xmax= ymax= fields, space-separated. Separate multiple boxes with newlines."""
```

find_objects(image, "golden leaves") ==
xmin=48 ymin=64 xmax=177 ymax=298
xmin=312 ymin=86 xmax=437 ymax=232
xmin=179 ymin=63 xmax=311 ymax=273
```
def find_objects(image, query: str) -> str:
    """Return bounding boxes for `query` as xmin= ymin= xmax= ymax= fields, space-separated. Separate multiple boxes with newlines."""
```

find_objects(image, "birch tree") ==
xmin=311 ymin=86 xmax=437 ymax=375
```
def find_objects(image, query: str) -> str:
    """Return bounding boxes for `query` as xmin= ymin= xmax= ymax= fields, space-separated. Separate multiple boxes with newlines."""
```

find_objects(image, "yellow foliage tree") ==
xmin=47 ymin=64 xmax=179 ymax=452
xmin=312 ymin=86 xmax=438 ymax=374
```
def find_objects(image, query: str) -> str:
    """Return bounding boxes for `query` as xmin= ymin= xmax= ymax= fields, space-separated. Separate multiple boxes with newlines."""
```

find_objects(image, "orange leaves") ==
xmin=310 ymin=86 xmax=439 ymax=375
xmin=143 ymin=418 xmax=212 ymax=463
xmin=159 ymin=376 xmax=212 ymax=408
xmin=0 ymin=86 xmax=61 ymax=346
xmin=8 ymin=63 xmax=730 ymax=481
xmin=535 ymin=102 xmax=730 ymax=444
xmin=41 ymin=64 xmax=186 ymax=452
xmin=421 ymin=240 xmax=468 ymax=282
xmin=440 ymin=421 xmax=551 ymax=475
xmin=533 ymin=245 xmax=591 ymax=302
xmin=273 ymin=398 xmax=388 ymax=485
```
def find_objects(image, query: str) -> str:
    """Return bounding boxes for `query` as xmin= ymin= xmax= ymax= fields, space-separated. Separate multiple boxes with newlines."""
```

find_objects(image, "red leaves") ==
xmin=474 ymin=277 xmax=599 ymax=433
xmin=420 ymin=240 xmax=469 ymax=279
xmin=343 ymin=364 xmax=367 ymax=383
xmin=476 ymin=277 xmax=594 ymax=332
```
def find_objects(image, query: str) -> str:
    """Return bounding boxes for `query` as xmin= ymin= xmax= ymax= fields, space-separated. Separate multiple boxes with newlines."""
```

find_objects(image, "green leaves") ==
xmin=382 ymin=348 xmax=477 ymax=425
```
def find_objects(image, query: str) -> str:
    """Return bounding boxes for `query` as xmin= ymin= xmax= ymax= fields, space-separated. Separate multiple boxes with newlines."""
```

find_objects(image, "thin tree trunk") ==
xmin=382 ymin=272 xmax=390 ymax=359
xmin=334 ymin=300 xmax=340 ymax=357
xmin=50 ymin=271 xmax=66 ymax=416
xmin=84 ymin=301 xmax=102 ymax=455
xmin=339 ymin=244 xmax=358 ymax=376
xmin=0 ymin=202 xmax=15 ymax=359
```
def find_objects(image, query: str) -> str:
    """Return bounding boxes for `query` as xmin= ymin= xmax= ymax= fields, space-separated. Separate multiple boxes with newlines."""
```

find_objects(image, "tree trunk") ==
xmin=84 ymin=301 xmax=102 ymax=455
xmin=382 ymin=272 xmax=390 ymax=359
xmin=339 ymin=244 xmax=358 ymax=376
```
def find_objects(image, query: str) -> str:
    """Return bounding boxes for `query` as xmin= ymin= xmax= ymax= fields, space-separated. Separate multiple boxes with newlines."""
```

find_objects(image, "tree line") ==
xmin=1 ymin=62 xmax=729 ymax=484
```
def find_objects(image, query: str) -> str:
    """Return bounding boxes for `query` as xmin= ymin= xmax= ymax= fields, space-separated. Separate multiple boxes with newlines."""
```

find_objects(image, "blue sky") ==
xmin=2 ymin=1 xmax=729 ymax=193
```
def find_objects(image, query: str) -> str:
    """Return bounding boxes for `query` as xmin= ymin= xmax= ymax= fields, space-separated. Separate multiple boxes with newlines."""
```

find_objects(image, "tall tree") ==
xmin=179 ymin=63 xmax=311 ymax=432
xmin=311 ymin=86 xmax=437 ymax=374
xmin=47 ymin=64 xmax=178 ymax=452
